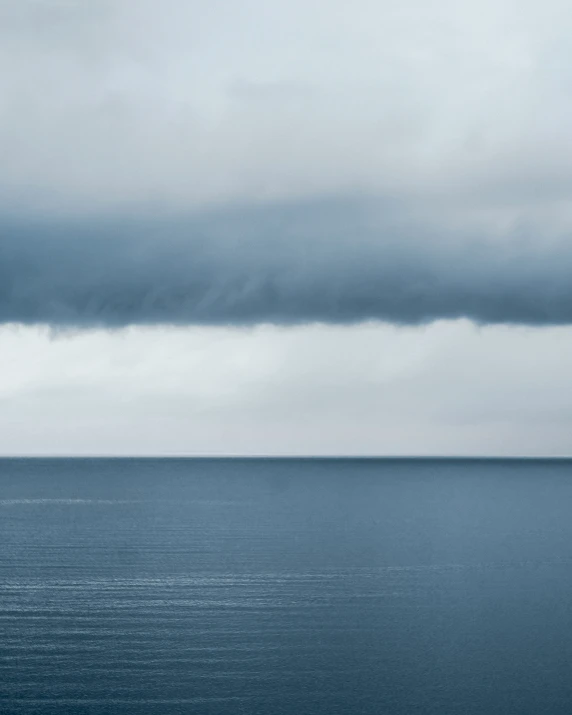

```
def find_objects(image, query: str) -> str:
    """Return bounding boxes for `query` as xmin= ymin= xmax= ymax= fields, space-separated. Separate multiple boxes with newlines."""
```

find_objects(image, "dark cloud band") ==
xmin=1 ymin=197 xmax=571 ymax=328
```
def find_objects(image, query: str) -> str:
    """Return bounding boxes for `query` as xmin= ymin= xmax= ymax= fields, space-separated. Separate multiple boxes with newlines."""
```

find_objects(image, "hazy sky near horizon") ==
xmin=2 ymin=0 xmax=572 ymax=454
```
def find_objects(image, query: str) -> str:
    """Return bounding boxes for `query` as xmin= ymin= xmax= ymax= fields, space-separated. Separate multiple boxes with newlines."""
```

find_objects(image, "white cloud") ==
xmin=1 ymin=322 xmax=571 ymax=455
xmin=0 ymin=0 xmax=571 ymax=211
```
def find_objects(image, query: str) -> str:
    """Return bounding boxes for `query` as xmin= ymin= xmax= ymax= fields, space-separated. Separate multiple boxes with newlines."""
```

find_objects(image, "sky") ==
xmin=1 ymin=0 xmax=572 ymax=455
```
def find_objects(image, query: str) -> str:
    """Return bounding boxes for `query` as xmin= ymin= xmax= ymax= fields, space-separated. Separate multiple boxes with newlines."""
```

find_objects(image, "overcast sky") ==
xmin=1 ymin=0 xmax=572 ymax=455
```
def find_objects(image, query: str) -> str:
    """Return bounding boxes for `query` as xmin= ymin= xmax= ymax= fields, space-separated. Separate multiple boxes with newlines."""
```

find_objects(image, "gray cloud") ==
xmin=2 ymin=196 xmax=572 ymax=328
xmin=2 ymin=2 xmax=572 ymax=331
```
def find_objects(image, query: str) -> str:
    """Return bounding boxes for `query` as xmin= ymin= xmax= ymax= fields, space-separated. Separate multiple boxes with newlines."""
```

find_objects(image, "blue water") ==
xmin=2 ymin=458 xmax=572 ymax=714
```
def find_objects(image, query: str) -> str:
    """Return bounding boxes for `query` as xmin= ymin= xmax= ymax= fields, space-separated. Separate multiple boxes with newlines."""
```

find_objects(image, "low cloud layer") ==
xmin=2 ymin=197 xmax=572 ymax=328
xmin=2 ymin=1 xmax=572 ymax=330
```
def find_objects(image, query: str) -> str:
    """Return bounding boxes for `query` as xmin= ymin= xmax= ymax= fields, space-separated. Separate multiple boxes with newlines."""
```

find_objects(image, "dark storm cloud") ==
xmin=1 ymin=197 xmax=572 ymax=328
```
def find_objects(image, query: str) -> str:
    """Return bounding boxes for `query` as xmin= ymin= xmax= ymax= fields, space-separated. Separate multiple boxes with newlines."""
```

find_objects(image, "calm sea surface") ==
xmin=2 ymin=458 xmax=572 ymax=714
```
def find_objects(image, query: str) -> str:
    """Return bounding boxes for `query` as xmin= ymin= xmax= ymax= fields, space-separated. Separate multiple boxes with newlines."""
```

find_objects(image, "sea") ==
xmin=2 ymin=457 xmax=572 ymax=714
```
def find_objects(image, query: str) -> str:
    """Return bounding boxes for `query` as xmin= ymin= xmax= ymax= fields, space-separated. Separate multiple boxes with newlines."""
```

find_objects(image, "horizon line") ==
xmin=1 ymin=454 xmax=572 ymax=460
